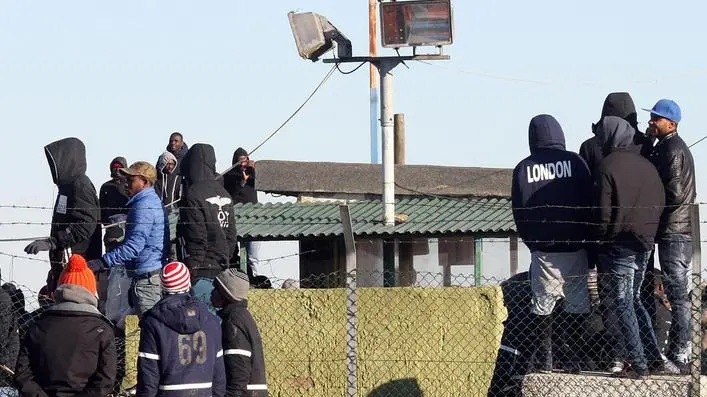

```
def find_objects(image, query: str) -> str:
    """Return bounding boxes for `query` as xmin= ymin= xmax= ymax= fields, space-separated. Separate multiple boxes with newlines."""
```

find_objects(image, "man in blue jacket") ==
xmin=137 ymin=261 xmax=226 ymax=397
xmin=88 ymin=161 xmax=168 ymax=317
xmin=512 ymin=114 xmax=593 ymax=373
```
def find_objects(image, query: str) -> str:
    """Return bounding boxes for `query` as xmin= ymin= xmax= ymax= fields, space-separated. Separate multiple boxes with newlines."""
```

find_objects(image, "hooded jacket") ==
xmin=99 ymin=156 xmax=130 ymax=224
xmin=579 ymin=92 xmax=654 ymax=174
xmin=137 ymin=293 xmax=226 ymax=397
xmin=0 ymin=274 xmax=19 ymax=388
xmin=178 ymin=144 xmax=238 ymax=276
xmin=14 ymin=284 xmax=116 ymax=397
xmin=155 ymin=152 xmax=183 ymax=208
xmin=511 ymin=115 xmax=593 ymax=252
xmin=647 ymin=130 xmax=697 ymax=237
xmin=218 ymin=300 xmax=268 ymax=397
xmin=44 ymin=138 xmax=102 ymax=288
xmin=223 ymin=148 xmax=257 ymax=205
xmin=102 ymin=187 xmax=168 ymax=275
xmin=167 ymin=143 xmax=189 ymax=175
xmin=593 ymin=116 xmax=666 ymax=257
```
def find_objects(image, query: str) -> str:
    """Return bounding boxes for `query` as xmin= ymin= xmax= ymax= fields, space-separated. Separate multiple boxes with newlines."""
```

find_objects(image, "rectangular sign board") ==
xmin=380 ymin=0 xmax=453 ymax=48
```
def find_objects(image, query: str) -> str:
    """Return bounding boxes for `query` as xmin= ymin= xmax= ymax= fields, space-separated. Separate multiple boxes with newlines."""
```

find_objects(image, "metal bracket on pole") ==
xmin=324 ymin=54 xmax=449 ymax=226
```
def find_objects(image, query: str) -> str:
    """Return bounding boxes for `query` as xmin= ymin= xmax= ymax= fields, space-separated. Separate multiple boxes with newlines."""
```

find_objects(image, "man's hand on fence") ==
xmin=24 ymin=238 xmax=56 ymax=255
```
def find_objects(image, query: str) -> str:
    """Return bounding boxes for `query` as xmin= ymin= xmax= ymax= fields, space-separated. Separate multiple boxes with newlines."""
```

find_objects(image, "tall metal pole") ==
xmin=379 ymin=59 xmax=395 ymax=226
xmin=368 ymin=0 xmax=379 ymax=164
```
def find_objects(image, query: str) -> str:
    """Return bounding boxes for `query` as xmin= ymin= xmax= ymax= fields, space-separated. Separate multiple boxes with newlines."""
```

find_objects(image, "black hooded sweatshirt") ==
xmin=593 ymin=116 xmax=666 ymax=257
xmin=579 ymin=92 xmax=654 ymax=174
xmin=44 ymin=138 xmax=102 ymax=288
xmin=223 ymin=147 xmax=257 ymax=204
xmin=511 ymin=115 xmax=593 ymax=252
xmin=178 ymin=144 xmax=238 ymax=277
xmin=167 ymin=142 xmax=189 ymax=175
xmin=99 ymin=156 xmax=130 ymax=224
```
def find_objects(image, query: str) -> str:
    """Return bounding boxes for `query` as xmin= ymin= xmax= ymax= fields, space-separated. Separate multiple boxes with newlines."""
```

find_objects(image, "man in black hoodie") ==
xmin=24 ymin=137 xmax=102 ymax=295
xmin=579 ymin=92 xmax=654 ymax=174
xmin=223 ymin=147 xmax=259 ymax=277
xmin=99 ymin=156 xmax=130 ymax=224
xmin=167 ymin=132 xmax=189 ymax=175
xmin=593 ymin=116 xmax=678 ymax=377
xmin=178 ymin=143 xmax=238 ymax=283
xmin=512 ymin=114 xmax=593 ymax=373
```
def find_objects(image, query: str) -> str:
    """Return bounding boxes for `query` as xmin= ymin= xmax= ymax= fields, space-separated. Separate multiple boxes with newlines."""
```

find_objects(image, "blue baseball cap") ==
xmin=642 ymin=99 xmax=681 ymax=123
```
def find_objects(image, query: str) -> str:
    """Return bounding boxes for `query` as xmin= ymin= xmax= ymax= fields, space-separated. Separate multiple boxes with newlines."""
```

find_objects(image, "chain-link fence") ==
xmin=1 ymin=265 xmax=705 ymax=397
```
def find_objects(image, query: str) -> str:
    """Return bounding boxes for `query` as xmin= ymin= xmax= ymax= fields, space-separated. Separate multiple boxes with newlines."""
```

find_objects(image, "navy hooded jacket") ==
xmin=511 ymin=114 xmax=593 ymax=252
xmin=137 ymin=293 xmax=226 ymax=397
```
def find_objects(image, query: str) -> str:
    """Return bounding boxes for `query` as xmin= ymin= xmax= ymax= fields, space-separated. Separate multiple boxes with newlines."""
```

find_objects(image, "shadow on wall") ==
xmin=366 ymin=378 xmax=423 ymax=397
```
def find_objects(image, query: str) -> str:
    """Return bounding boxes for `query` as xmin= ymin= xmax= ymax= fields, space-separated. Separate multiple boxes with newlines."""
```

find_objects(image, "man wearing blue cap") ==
xmin=643 ymin=98 xmax=696 ymax=373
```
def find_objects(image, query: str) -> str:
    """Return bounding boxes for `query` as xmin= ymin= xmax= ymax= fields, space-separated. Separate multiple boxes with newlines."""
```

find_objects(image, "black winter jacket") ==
xmin=512 ymin=115 xmax=593 ymax=252
xmin=99 ymin=157 xmax=130 ymax=224
xmin=593 ymin=117 xmax=666 ymax=255
xmin=218 ymin=301 xmax=267 ymax=397
xmin=0 ymin=283 xmax=19 ymax=388
xmin=647 ymin=132 xmax=697 ymax=237
xmin=45 ymin=138 xmax=102 ymax=291
xmin=178 ymin=144 xmax=238 ymax=278
xmin=14 ymin=285 xmax=116 ymax=397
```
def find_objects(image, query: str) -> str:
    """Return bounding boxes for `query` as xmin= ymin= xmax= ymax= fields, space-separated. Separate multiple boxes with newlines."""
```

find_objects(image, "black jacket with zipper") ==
xmin=44 ymin=138 xmax=102 ymax=290
xmin=14 ymin=285 xmax=116 ymax=397
xmin=647 ymin=132 xmax=697 ymax=237
xmin=593 ymin=117 xmax=666 ymax=254
xmin=218 ymin=301 xmax=267 ymax=397
xmin=178 ymin=144 xmax=237 ymax=278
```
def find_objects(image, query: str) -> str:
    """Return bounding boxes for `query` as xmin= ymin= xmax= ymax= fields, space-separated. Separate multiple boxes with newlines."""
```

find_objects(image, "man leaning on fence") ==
xmin=511 ymin=114 xmax=593 ymax=373
xmin=14 ymin=254 xmax=116 ymax=397
xmin=136 ymin=261 xmax=226 ymax=397
xmin=592 ymin=116 xmax=679 ymax=377
xmin=644 ymin=99 xmax=697 ymax=373
xmin=87 ymin=161 xmax=168 ymax=317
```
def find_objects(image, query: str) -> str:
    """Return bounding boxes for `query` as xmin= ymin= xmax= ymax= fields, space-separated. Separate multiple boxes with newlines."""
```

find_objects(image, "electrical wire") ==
xmin=245 ymin=65 xmax=337 ymax=158
xmin=335 ymin=61 xmax=367 ymax=75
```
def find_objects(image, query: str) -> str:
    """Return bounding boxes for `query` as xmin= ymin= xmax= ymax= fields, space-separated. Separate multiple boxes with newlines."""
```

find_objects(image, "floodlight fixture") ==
xmin=380 ymin=0 xmax=454 ymax=48
xmin=288 ymin=11 xmax=352 ymax=62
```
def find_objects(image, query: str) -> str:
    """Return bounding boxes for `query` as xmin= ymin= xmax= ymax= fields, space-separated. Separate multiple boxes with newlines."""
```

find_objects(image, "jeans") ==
xmin=192 ymin=278 xmax=218 ymax=315
xmin=657 ymin=233 xmax=693 ymax=363
xmin=0 ymin=388 xmax=18 ymax=397
xmin=129 ymin=273 xmax=162 ymax=318
xmin=599 ymin=250 xmax=660 ymax=369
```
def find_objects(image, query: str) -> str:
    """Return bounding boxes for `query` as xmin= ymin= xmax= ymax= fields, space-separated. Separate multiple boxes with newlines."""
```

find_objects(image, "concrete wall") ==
xmin=124 ymin=286 xmax=505 ymax=396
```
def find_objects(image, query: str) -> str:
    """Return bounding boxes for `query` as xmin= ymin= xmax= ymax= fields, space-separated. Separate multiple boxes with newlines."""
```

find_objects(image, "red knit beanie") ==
xmin=58 ymin=254 xmax=97 ymax=295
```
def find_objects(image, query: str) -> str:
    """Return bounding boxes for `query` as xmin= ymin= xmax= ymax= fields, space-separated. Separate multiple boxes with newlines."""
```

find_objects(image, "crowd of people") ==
xmin=489 ymin=94 xmax=696 ymax=395
xmin=0 ymin=132 xmax=272 ymax=397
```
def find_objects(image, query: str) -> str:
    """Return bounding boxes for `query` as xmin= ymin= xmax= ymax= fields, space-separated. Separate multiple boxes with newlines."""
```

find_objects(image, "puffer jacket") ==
xmin=137 ymin=294 xmax=225 ymax=397
xmin=14 ymin=285 xmax=116 ymax=397
xmin=647 ymin=132 xmax=697 ymax=236
xmin=103 ymin=187 xmax=168 ymax=275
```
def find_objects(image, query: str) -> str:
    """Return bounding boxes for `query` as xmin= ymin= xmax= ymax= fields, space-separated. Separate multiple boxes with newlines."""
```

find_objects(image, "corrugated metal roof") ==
xmin=234 ymin=197 xmax=514 ymax=240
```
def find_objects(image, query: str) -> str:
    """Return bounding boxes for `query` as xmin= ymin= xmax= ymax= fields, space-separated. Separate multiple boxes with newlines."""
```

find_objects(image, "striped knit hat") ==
xmin=161 ymin=261 xmax=191 ymax=294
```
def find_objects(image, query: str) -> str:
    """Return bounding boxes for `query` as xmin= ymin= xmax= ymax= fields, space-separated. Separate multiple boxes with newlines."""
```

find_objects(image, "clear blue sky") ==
xmin=1 ymin=0 xmax=706 ymax=292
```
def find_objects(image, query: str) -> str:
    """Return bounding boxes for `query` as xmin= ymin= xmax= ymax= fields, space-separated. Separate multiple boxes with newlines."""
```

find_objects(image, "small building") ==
xmin=233 ymin=160 xmax=519 ymax=287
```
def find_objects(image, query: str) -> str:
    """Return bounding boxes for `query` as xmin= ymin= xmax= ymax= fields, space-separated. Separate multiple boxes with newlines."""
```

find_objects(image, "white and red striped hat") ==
xmin=161 ymin=261 xmax=191 ymax=294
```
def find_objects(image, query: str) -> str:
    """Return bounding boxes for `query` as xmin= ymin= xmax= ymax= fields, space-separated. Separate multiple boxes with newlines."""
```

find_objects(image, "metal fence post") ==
xmin=690 ymin=203 xmax=702 ymax=396
xmin=340 ymin=205 xmax=358 ymax=397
